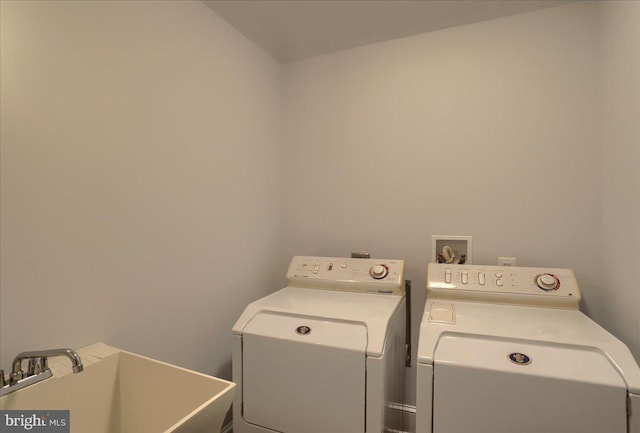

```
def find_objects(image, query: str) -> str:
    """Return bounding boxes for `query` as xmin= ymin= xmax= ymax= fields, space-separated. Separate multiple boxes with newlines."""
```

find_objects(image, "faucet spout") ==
xmin=12 ymin=348 xmax=83 ymax=375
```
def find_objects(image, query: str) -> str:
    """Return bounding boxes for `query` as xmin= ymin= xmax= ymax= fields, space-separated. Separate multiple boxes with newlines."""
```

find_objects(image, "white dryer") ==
xmin=416 ymin=263 xmax=640 ymax=433
xmin=232 ymin=256 xmax=407 ymax=433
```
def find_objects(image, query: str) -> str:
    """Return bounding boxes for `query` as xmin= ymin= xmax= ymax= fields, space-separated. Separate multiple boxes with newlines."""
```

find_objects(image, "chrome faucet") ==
xmin=12 ymin=348 xmax=83 ymax=376
xmin=0 ymin=348 xmax=83 ymax=397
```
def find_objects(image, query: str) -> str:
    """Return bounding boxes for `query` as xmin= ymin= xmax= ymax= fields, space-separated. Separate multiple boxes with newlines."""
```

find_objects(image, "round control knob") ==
xmin=535 ymin=273 xmax=559 ymax=291
xmin=370 ymin=264 xmax=389 ymax=279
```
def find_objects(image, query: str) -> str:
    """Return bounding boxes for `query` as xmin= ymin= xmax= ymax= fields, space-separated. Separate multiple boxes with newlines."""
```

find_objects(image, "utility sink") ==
xmin=0 ymin=343 xmax=235 ymax=433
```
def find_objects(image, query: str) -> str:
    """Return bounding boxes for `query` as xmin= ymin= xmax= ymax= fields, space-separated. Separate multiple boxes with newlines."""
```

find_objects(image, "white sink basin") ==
xmin=0 ymin=344 xmax=235 ymax=433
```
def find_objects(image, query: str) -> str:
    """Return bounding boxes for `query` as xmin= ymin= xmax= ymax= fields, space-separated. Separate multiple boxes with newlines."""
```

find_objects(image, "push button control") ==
xmin=445 ymin=270 xmax=452 ymax=284
xmin=461 ymin=271 xmax=469 ymax=285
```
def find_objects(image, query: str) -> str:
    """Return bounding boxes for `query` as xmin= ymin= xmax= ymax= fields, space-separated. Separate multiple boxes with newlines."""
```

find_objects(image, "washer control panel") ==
xmin=287 ymin=256 xmax=404 ymax=294
xmin=427 ymin=263 xmax=581 ymax=309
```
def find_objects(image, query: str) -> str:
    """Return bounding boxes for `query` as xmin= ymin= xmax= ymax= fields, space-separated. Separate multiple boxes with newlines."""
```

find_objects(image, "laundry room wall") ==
xmin=0 ymin=1 xmax=281 ymax=377
xmin=3 ymin=0 xmax=637 ymax=409
xmin=600 ymin=0 xmax=640 ymax=360
xmin=282 ymin=1 xmax=606 ymax=404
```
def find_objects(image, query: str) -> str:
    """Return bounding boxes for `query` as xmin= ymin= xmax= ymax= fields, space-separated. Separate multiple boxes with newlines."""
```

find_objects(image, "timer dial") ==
xmin=535 ymin=273 xmax=560 ymax=291
xmin=370 ymin=264 xmax=389 ymax=279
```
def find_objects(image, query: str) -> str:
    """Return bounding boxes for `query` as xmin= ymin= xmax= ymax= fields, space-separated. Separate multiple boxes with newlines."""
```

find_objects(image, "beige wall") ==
xmin=0 ymin=0 xmax=282 ymax=377
xmin=2 ymin=0 xmax=638 ymax=410
xmin=600 ymin=0 xmax=640 ymax=359
xmin=282 ymin=1 xmax=607 ymax=403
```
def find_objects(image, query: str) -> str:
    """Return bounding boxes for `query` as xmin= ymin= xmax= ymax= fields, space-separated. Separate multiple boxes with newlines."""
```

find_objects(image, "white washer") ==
xmin=232 ymin=256 xmax=407 ymax=433
xmin=416 ymin=263 xmax=640 ymax=433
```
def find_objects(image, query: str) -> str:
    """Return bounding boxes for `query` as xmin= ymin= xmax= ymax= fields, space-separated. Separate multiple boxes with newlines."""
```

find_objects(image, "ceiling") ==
xmin=203 ymin=0 xmax=576 ymax=63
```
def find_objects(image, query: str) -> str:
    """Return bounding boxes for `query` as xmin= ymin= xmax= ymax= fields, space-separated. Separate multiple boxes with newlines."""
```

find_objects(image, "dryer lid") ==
xmin=233 ymin=286 xmax=404 ymax=357
xmin=243 ymin=312 xmax=367 ymax=353
xmin=242 ymin=312 xmax=366 ymax=433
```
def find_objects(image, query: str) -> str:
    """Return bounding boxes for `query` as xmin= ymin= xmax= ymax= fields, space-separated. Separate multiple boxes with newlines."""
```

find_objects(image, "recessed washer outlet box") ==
xmin=431 ymin=235 xmax=473 ymax=264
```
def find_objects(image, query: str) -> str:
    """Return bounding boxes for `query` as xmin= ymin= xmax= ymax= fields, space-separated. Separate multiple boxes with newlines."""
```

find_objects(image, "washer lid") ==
xmin=432 ymin=335 xmax=628 ymax=433
xmin=418 ymin=301 xmax=640 ymax=393
xmin=233 ymin=287 xmax=404 ymax=357
xmin=435 ymin=335 xmax=626 ymax=388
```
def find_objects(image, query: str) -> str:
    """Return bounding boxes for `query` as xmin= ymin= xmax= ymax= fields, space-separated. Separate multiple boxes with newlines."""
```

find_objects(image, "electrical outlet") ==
xmin=498 ymin=257 xmax=517 ymax=266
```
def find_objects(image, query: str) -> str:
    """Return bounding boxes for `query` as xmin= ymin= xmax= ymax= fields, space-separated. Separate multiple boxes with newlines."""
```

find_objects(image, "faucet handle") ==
xmin=0 ymin=369 xmax=5 ymax=387
xmin=10 ymin=369 xmax=24 ymax=384
xmin=27 ymin=358 xmax=36 ymax=376
xmin=35 ymin=357 xmax=46 ymax=374
xmin=25 ymin=357 xmax=49 ymax=376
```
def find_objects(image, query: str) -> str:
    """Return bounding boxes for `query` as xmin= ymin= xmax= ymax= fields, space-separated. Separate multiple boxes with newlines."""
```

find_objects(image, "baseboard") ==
xmin=221 ymin=405 xmax=416 ymax=433
xmin=387 ymin=402 xmax=416 ymax=433
xmin=220 ymin=421 xmax=233 ymax=433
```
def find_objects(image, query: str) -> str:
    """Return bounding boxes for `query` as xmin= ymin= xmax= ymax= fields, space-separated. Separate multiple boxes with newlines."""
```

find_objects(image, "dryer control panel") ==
xmin=287 ymin=256 xmax=404 ymax=295
xmin=427 ymin=263 xmax=581 ymax=309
